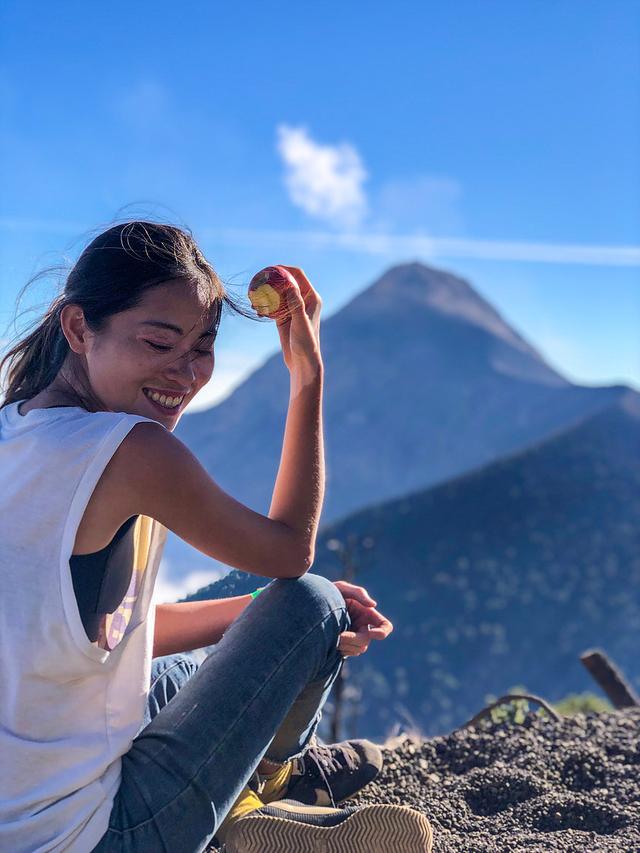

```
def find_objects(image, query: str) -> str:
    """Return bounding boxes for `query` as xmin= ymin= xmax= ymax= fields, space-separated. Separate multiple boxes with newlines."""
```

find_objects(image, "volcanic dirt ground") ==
xmin=349 ymin=708 xmax=640 ymax=852
xmin=208 ymin=708 xmax=639 ymax=851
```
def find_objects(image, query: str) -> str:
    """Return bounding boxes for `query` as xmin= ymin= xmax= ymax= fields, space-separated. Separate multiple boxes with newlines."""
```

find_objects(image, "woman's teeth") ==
xmin=143 ymin=388 xmax=185 ymax=409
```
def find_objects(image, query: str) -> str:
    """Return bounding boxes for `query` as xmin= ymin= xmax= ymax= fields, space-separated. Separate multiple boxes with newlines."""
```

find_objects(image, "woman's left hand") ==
xmin=333 ymin=581 xmax=394 ymax=657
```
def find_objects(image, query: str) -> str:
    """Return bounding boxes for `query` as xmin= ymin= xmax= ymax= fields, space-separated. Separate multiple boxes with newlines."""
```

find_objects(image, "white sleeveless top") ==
xmin=0 ymin=401 xmax=168 ymax=852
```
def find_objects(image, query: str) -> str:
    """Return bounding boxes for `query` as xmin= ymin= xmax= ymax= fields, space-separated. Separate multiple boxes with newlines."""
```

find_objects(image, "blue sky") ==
xmin=1 ymin=0 xmax=639 ymax=414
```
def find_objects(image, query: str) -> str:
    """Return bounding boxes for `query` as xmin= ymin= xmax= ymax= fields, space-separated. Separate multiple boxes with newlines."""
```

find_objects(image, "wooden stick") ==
xmin=580 ymin=649 xmax=640 ymax=709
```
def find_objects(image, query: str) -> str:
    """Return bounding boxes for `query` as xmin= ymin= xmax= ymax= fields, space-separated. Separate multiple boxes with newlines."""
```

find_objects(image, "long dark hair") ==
xmin=0 ymin=220 xmax=258 ymax=410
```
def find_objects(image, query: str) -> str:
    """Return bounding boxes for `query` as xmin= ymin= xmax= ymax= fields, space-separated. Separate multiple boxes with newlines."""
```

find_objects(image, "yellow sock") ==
xmin=258 ymin=760 xmax=294 ymax=803
xmin=215 ymin=785 xmax=264 ymax=843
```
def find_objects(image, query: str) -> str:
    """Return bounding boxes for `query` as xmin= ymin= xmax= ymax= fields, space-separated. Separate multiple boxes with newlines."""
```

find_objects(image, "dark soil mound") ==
xmin=350 ymin=708 xmax=640 ymax=851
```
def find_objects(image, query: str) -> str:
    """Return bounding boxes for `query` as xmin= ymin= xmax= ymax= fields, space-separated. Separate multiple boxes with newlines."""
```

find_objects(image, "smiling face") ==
xmin=71 ymin=279 xmax=217 ymax=429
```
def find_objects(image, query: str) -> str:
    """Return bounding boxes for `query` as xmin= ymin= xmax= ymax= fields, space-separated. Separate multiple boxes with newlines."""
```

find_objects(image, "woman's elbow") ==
xmin=278 ymin=549 xmax=314 ymax=579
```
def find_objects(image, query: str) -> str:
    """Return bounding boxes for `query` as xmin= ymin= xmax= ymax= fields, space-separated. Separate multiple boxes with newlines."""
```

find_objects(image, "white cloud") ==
xmin=276 ymin=124 xmax=369 ymax=229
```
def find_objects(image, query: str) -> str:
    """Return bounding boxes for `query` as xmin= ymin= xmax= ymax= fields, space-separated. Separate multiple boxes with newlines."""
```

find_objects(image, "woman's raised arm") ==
xmin=113 ymin=418 xmax=316 ymax=580
xmin=109 ymin=264 xmax=325 ymax=581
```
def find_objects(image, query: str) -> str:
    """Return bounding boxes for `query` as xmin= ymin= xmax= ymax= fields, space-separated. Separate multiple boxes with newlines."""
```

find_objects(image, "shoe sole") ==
xmin=223 ymin=803 xmax=433 ymax=852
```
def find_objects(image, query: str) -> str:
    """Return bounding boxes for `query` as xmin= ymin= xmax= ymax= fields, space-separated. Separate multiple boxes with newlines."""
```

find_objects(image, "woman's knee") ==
xmin=268 ymin=572 xmax=348 ymax=623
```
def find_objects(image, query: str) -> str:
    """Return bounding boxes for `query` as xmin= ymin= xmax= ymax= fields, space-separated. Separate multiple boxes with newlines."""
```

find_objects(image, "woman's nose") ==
xmin=166 ymin=352 xmax=197 ymax=384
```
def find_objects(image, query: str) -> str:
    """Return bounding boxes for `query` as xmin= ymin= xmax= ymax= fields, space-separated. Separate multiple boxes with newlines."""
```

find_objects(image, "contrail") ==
xmin=2 ymin=217 xmax=639 ymax=267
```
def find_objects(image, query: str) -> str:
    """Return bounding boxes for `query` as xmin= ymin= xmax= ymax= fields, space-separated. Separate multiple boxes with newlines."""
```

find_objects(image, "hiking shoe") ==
xmin=251 ymin=736 xmax=383 ymax=807
xmin=220 ymin=798 xmax=433 ymax=853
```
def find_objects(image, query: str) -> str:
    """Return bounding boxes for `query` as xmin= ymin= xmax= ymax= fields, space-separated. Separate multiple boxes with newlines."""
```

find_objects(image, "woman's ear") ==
xmin=59 ymin=303 xmax=91 ymax=354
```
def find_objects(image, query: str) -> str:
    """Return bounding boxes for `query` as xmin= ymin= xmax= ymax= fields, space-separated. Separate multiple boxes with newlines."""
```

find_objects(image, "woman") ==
xmin=0 ymin=221 xmax=433 ymax=852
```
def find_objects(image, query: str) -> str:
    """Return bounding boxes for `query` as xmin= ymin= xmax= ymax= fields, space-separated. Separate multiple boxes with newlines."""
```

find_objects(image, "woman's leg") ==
xmin=140 ymin=643 xmax=342 ymax=770
xmin=91 ymin=573 xmax=350 ymax=853
xmin=141 ymin=651 xmax=202 ymax=731
xmin=140 ymin=620 xmax=345 ymax=768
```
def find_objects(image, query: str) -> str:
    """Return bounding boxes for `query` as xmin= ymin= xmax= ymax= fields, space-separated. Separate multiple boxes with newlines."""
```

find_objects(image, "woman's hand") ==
xmin=333 ymin=580 xmax=394 ymax=657
xmin=272 ymin=265 xmax=323 ymax=372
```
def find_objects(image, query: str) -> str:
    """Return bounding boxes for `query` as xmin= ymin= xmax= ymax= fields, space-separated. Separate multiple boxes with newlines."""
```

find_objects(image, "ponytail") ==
xmin=0 ymin=295 xmax=70 ymax=408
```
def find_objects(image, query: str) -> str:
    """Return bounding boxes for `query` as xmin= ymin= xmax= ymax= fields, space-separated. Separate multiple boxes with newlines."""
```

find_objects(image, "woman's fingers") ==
xmin=276 ymin=265 xmax=317 ymax=301
xmin=338 ymin=627 xmax=378 ymax=654
xmin=344 ymin=606 xmax=394 ymax=640
xmin=333 ymin=582 xmax=393 ymax=653
xmin=276 ymin=265 xmax=322 ymax=336
xmin=338 ymin=634 xmax=370 ymax=656
xmin=333 ymin=580 xmax=377 ymax=607
xmin=362 ymin=609 xmax=393 ymax=638
xmin=366 ymin=617 xmax=393 ymax=639
xmin=340 ymin=628 xmax=384 ymax=641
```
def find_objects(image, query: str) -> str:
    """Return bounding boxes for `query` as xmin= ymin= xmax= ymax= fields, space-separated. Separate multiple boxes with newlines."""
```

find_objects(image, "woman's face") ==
xmin=78 ymin=279 xmax=216 ymax=430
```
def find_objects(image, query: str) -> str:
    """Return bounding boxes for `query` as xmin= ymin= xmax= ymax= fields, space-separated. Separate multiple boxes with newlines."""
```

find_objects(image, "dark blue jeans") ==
xmin=91 ymin=573 xmax=350 ymax=852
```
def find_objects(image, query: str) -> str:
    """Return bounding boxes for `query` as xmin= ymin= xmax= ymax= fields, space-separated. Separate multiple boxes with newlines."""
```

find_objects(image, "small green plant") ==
xmin=554 ymin=691 xmax=612 ymax=715
xmin=482 ymin=685 xmax=538 ymax=726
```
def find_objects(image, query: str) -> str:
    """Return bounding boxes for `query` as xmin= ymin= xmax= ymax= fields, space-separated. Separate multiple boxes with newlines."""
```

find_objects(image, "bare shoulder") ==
xmin=116 ymin=420 xmax=193 ymax=470
xmin=108 ymin=421 xmax=202 ymax=511
xmin=73 ymin=421 xmax=177 ymax=554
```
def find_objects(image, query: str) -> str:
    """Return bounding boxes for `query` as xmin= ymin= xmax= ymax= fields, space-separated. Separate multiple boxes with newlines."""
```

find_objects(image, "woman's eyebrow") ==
xmin=140 ymin=320 xmax=214 ymax=339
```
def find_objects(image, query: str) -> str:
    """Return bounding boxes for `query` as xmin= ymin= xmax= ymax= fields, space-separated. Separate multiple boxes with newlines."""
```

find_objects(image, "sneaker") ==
xmin=251 ymin=735 xmax=383 ymax=807
xmin=220 ymin=797 xmax=433 ymax=853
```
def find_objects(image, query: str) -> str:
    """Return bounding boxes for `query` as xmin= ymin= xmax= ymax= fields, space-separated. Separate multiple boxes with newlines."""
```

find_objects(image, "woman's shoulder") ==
xmin=74 ymin=419 xmax=177 ymax=551
xmin=99 ymin=420 xmax=187 ymax=499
